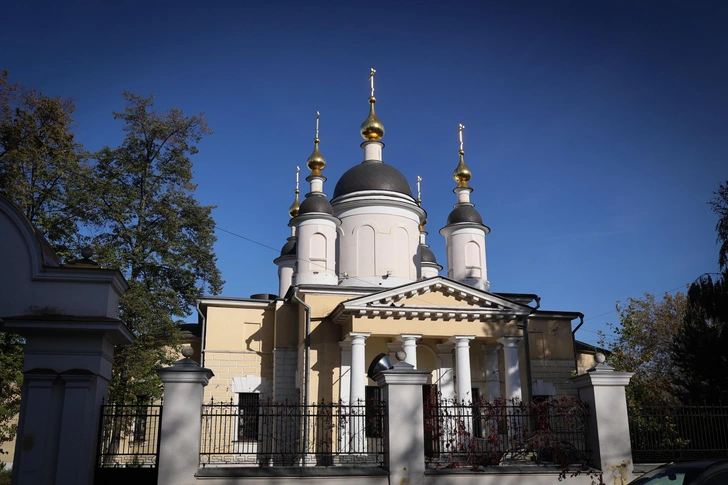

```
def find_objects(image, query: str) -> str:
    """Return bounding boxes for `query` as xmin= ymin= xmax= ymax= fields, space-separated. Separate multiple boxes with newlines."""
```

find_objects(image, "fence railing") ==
xmin=424 ymin=397 xmax=590 ymax=469
xmin=200 ymin=399 xmax=387 ymax=467
xmin=629 ymin=404 xmax=728 ymax=463
xmin=96 ymin=400 xmax=163 ymax=468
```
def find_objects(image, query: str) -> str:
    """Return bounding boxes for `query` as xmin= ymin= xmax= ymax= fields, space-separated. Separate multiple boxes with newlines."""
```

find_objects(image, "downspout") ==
xmin=196 ymin=300 xmax=207 ymax=368
xmin=290 ymin=287 xmax=311 ymax=457
xmin=571 ymin=313 xmax=585 ymax=375
xmin=522 ymin=296 xmax=540 ymax=403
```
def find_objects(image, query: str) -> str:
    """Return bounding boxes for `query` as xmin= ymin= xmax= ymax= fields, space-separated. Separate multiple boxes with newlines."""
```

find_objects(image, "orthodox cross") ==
xmin=458 ymin=124 xmax=465 ymax=152
xmin=295 ymin=166 xmax=300 ymax=192
xmin=416 ymin=176 xmax=422 ymax=202
xmin=369 ymin=68 xmax=376 ymax=97
xmin=315 ymin=111 xmax=320 ymax=139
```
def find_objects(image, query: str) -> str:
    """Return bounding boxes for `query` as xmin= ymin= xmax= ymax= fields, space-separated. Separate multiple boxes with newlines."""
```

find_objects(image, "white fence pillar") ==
xmin=570 ymin=356 xmax=634 ymax=484
xmin=157 ymin=348 xmax=213 ymax=485
xmin=374 ymin=361 xmax=430 ymax=485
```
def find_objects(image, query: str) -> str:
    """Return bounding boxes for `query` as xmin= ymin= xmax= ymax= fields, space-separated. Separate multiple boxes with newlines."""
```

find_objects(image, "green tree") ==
xmin=712 ymin=181 xmax=728 ymax=271
xmin=85 ymin=92 xmax=223 ymax=401
xmin=671 ymin=182 xmax=728 ymax=403
xmin=0 ymin=70 xmax=88 ymax=260
xmin=599 ymin=292 xmax=687 ymax=407
xmin=0 ymin=333 xmax=22 ymax=457
xmin=672 ymin=271 xmax=728 ymax=403
xmin=0 ymin=70 xmax=86 ymax=456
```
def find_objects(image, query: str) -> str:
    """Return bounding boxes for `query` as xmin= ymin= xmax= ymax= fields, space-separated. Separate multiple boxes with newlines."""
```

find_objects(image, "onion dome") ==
xmin=360 ymin=96 xmax=385 ymax=141
xmin=453 ymin=149 xmax=472 ymax=188
xmin=447 ymin=204 xmax=483 ymax=225
xmin=298 ymin=195 xmax=334 ymax=215
xmin=307 ymin=138 xmax=326 ymax=177
xmin=280 ymin=237 xmax=297 ymax=257
xmin=420 ymin=245 xmax=437 ymax=263
xmin=289 ymin=189 xmax=300 ymax=218
xmin=333 ymin=161 xmax=412 ymax=198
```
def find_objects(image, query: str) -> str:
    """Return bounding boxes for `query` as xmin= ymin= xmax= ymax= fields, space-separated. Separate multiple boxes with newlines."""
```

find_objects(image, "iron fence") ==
xmin=424 ymin=397 xmax=590 ymax=469
xmin=96 ymin=400 xmax=163 ymax=468
xmin=200 ymin=399 xmax=387 ymax=467
xmin=629 ymin=404 xmax=728 ymax=463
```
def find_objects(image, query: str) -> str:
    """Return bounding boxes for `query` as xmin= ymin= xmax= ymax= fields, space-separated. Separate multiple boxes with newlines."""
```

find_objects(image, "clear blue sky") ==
xmin=3 ymin=0 xmax=726 ymax=347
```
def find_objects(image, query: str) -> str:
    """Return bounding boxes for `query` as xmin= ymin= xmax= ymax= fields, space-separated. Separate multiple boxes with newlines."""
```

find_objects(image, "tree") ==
xmin=84 ymin=92 xmax=223 ymax=401
xmin=0 ymin=333 xmax=22 ymax=457
xmin=0 ymin=70 xmax=86 ymax=455
xmin=599 ymin=292 xmax=687 ymax=407
xmin=0 ymin=70 xmax=88 ymax=260
xmin=672 ymin=271 xmax=728 ymax=403
xmin=711 ymin=181 xmax=728 ymax=271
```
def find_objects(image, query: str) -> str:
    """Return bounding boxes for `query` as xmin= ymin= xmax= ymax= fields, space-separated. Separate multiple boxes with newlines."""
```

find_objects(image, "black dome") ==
xmin=420 ymin=245 xmax=437 ymax=264
xmin=447 ymin=205 xmax=483 ymax=225
xmin=280 ymin=238 xmax=296 ymax=257
xmin=298 ymin=195 xmax=334 ymax=215
xmin=333 ymin=161 xmax=413 ymax=199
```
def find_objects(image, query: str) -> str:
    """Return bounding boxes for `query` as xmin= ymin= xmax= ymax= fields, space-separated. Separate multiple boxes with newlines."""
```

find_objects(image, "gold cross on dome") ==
xmin=369 ymin=68 xmax=376 ymax=97
xmin=458 ymin=124 xmax=465 ymax=152
xmin=315 ymin=111 xmax=320 ymax=139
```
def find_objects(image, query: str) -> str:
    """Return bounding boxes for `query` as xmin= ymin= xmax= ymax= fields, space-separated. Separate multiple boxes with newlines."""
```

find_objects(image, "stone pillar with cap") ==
xmin=157 ymin=347 xmax=213 ymax=485
xmin=570 ymin=353 xmax=635 ymax=483
xmin=374 ymin=360 xmax=430 ymax=485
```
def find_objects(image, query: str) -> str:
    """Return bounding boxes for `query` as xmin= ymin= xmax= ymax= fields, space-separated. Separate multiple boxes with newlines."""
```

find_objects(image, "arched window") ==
xmin=464 ymin=241 xmax=482 ymax=278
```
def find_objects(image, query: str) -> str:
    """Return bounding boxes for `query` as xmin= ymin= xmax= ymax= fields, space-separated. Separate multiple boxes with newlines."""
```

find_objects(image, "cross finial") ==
xmin=416 ymin=175 xmax=422 ymax=202
xmin=458 ymin=124 xmax=465 ymax=152
xmin=369 ymin=68 xmax=376 ymax=97
xmin=315 ymin=111 xmax=320 ymax=139
xmin=295 ymin=166 xmax=300 ymax=192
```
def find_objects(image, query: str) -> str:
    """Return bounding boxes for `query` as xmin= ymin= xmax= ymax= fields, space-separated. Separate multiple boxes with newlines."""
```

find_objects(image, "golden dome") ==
xmin=307 ymin=138 xmax=326 ymax=176
xmin=289 ymin=189 xmax=300 ymax=218
xmin=453 ymin=150 xmax=471 ymax=188
xmin=360 ymin=96 xmax=385 ymax=141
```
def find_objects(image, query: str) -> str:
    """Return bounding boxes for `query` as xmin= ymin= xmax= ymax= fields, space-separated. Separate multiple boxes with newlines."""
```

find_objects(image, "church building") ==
xmin=194 ymin=71 xmax=583 ymax=409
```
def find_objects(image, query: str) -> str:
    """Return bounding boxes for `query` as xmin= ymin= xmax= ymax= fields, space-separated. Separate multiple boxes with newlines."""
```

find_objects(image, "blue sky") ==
xmin=3 ymin=0 xmax=726 ymax=346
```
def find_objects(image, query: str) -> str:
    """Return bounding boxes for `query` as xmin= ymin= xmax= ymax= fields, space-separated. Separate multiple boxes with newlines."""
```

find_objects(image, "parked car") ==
xmin=629 ymin=461 xmax=728 ymax=485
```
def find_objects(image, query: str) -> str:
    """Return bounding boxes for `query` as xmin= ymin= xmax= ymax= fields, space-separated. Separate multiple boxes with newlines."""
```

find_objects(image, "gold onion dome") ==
xmin=288 ymin=189 xmax=300 ymax=218
xmin=454 ymin=150 xmax=472 ymax=188
xmin=307 ymin=138 xmax=326 ymax=177
xmin=360 ymin=96 xmax=385 ymax=141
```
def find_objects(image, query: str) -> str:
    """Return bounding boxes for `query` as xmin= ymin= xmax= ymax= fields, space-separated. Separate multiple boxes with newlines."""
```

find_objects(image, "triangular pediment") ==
xmin=329 ymin=277 xmax=533 ymax=324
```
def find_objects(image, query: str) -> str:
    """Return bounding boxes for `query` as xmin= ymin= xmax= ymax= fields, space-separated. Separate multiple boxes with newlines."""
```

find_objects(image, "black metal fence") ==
xmin=629 ymin=404 xmax=728 ymax=463
xmin=424 ymin=397 xmax=590 ymax=469
xmin=200 ymin=399 xmax=387 ymax=467
xmin=96 ymin=400 xmax=163 ymax=468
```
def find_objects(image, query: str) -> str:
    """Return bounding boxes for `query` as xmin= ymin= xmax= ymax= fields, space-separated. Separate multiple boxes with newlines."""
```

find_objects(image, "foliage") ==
xmin=0 ymin=462 xmax=10 ymax=485
xmin=711 ymin=181 xmax=728 ymax=271
xmin=84 ymin=92 xmax=223 ymax=401
xmin=672 ymin=270 xmax=728 ymax=403
xmin=0 ymin=70 xmax=88 ymax=261
xmin=423 ymin=396 xmax=601 ymax=482
xmin=0 ymin=333 xmax=22 ymax=455
xmin=599 ymin=292 xmax=687 ymax=407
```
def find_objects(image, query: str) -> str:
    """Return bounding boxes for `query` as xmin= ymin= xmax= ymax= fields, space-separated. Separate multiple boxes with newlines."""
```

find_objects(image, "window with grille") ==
xmin=238 ymin=393 xmax=260 ymax=441
xmin=132 ymin=405 xmax=148 ymax=442
xmin=365 ymin=386 xmax=383 ymax=437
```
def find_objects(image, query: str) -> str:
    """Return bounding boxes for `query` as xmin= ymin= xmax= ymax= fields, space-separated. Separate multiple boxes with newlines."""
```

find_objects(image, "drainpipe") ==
xmin=522 ymin=297 xmax=540 ymax=403
xmin=571 ymin=313 xmax=585 ymax=375
xmin=290 ymin=287 xmax=311 ymax=458
xmin=196 ymin=300 xmax=207 ymax=368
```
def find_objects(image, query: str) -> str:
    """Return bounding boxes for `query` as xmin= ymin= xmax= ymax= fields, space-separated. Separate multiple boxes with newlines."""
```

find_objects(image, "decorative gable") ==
xmin=328 ymin=277 xmax=533 ymax=324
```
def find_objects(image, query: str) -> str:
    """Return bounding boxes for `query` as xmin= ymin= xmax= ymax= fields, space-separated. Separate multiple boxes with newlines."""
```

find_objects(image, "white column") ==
xmin=397 ymin=334 xmax=421 ymax=368
xmin=347 ymin=332 xmax=370 ymax=453
xmin=450 ymin=336 xmax=475 ymax=403
xmin=339 ymin=341 xmax=352 ymax=404
xmin=497 ymin=336 xmax=523 ymax=401
xmin=482 ymin=344 xmax=501 ymax=400
xmin=348 ymin=332 xmax=370 ymax=405
xmin=436 ymin=343 xmax=455 ymax=401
